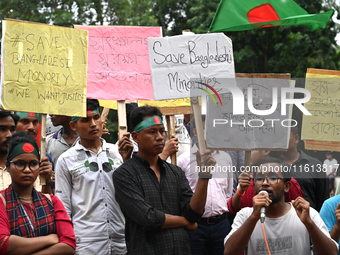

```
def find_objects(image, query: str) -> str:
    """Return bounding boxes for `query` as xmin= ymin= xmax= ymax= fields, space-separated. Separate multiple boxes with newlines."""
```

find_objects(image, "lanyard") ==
xmin=19 ymin=201 xmax=36 ymax=237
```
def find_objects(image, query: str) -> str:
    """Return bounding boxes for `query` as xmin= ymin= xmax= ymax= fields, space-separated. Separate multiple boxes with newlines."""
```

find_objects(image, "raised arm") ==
xmin=224 ymin=191 xmax=271 ymax=255
xmin=293 ymin=197 xmax=338 ymax=255
xmin=230 ymin=172 xmax=251 ymax=212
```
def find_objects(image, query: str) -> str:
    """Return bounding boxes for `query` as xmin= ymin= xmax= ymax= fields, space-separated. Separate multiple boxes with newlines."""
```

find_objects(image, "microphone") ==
xmin=259 ymin=190 xmax=268 ymax=223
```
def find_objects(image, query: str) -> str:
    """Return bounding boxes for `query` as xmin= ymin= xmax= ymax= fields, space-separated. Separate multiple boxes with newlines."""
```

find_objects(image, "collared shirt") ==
xmin=55 ymin=139 xmax=126 ymax=255
xmin=46 ymin=127 xmax=79 ymax=165
xmin=290 ymin=150 xmax=328 ymax=212
xmin=0 ymin=167 xmax=11 ymax=191
xmin=178 ymin=145 xmax=233 ymax=218
xmin=112 ymin=153 xmax=203 ymax=255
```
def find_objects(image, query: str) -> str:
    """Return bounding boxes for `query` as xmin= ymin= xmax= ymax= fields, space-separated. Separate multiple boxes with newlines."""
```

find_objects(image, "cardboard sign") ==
xmin=205 ymin=74 xmax=292 ymax=150
xmin=75 ymin=25 xmax=162 ymax=100
xmin=1 ymin=20 xmax=88 ymax=116
xmin=302 ymin=68 xmax=340 ymax=151
xmin=148 ymin=33 xmax=235 ymax=100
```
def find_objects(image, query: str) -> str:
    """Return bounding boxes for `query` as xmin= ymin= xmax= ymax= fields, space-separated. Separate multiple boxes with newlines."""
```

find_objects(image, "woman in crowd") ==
xmin=0 ymin=131 xmax=75 ymax=255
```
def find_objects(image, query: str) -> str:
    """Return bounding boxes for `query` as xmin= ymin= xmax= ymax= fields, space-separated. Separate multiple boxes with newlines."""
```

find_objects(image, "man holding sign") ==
xmin=55 ymin=99 xmax=133 ymax=255
xmin=113 ymin=106 xmax=214 ymax=254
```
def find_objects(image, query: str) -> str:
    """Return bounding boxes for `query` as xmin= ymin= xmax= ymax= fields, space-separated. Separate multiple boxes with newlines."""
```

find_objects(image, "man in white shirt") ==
xmin=324 ymin=152 xmax=339 ymax=197
xmin=224 ymin=157 xmax=338 ymax=255
xmin=55 ymin=99 xmax=133 ymax=255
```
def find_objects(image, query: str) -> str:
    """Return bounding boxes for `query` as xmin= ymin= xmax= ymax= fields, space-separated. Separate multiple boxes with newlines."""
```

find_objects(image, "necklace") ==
xmin=19 ymin=197 xmax=33 ymax=201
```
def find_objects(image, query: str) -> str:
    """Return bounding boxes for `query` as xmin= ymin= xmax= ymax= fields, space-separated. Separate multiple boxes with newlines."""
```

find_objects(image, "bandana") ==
xmin=134 ymin=116 xmax=163 ymax=132
xmin=7 ymin=142 xmax=40 ymax=162
xmin=71 ymin=107 xmax=100 ymax=122
xmin=16 ymin=112 xmax=41 ymax=122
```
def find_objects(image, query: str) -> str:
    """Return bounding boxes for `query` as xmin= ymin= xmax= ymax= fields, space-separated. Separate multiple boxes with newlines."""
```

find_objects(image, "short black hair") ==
xmin=254 ymin=156 xmax=291 ymax=182
xmin=87 ymin=99 xmax=100 ymax=112
xmin=130 ymin=106 xmax=163 ymax=131
xmin=126 ymin=103 xmax=138 ymax=133
xmin=6 ymin=131 xmax=40 ymax=166
xmin=0 ymin=111 xmax=18 ymax=125
xmin=326 ymin=151 xmax=332 ymax=156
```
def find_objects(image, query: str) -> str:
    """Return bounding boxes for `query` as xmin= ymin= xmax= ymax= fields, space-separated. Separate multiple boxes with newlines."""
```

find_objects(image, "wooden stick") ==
xmin=244 ymin=151 xmax=251 ymax=169
xmin=39 ymin=114 xmax=47 ymax=185
xmin=191 ymin=97 xmax=206 ymax=153
xmin=100 ymin=107 xmax=110 ymax=137
xmin=166 ymin=115 xmax=177 ymax=165
xmin=117 ymin=100 xmax=127 ymax=140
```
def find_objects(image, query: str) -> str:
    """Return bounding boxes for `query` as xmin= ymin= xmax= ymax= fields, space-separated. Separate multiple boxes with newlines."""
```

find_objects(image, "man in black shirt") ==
xmin=281 ymin=126 xmax=329 ymax=211
xmin=113 ymin=106 xmax=214 ymax=254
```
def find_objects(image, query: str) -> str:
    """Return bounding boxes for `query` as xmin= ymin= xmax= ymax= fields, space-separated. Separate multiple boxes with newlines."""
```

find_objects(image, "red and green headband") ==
xmin=134 ymin=116 xmax=163 ymax=132
xmin=7 ymin=142 xmax=40 ymax=162
xmin=16 ymin=112 xmax=41 ymax=121
xmin=72 ymin=107 xmax=100 ymax=122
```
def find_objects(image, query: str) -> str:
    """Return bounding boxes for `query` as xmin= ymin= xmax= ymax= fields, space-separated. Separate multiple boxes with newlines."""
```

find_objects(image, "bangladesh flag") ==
xmin=209 ymin=0 xmax=334 ymax=32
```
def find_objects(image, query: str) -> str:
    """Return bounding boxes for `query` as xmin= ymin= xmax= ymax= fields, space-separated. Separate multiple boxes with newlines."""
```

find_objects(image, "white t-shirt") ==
xmin=224 ymin=203 xmax=338 ymax=255
xmin=323 ymin=158 xmax=338 ymax=177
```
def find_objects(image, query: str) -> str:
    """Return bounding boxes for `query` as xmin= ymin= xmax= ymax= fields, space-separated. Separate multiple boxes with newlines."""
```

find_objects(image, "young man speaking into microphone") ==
xmin=224 ymin=157 xmax=338 ymax=255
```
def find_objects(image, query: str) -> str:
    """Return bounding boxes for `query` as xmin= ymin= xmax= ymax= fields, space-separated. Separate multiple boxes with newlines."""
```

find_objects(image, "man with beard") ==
xmin=0 ymin=111 xmax=17 ymax=190
xmin=224 ymin=157 xmax=338 ymax=255
xmin=15 ymin=112 xmax=53 ymax=193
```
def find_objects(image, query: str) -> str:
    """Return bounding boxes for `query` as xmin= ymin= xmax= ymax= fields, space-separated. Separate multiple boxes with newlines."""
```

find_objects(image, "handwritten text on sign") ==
xmin=75 ymin=26 xmax=162 ymax=100
xmin=0 ymin=20 xmax=88 ymax=116
xmin=302 ymin=70 xmax=340 ymax=141
xmin=148 ymin=33 xmax=235 ymax=100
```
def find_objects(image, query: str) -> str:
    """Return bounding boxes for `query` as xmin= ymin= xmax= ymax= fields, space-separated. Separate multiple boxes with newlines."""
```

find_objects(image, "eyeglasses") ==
xmin=10 ymin=160 xmax=41 ymax=171
xmin=254 ymin=176 xmax=283 ymax=185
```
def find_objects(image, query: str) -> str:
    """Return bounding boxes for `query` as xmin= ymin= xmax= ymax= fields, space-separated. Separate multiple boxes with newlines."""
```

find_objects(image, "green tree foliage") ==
xmin=188 ymin=0 xmax=340 ymax=78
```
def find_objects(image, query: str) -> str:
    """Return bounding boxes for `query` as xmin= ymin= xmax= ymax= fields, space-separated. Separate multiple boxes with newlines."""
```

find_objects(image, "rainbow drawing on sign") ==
xmin=196 ymin=82 xmax=223 ymax=106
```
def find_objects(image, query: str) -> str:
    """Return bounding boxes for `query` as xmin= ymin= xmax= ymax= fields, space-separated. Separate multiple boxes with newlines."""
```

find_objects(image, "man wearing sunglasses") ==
xmin=55 ymin=99 xmax=133 ymax=255
xmin=224 ymin=157 xmax=338 ymax=255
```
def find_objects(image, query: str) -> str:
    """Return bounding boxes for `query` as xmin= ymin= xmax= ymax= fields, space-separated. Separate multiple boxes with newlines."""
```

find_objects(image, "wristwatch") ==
xmin=198 ymin=172 xmax=213 ymax=179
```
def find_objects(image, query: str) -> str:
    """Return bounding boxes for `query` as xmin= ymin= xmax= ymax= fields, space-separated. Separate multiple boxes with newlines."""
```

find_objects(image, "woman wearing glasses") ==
xmin=0 ymin=131 xmax=76 ymax=255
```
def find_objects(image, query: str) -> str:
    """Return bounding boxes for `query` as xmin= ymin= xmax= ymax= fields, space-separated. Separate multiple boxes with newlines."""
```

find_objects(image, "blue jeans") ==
xmin=189 ymin=218 xmax=231 ymax=255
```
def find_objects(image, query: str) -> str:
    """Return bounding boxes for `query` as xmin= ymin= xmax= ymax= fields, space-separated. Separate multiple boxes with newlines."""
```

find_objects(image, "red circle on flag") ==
xmin=22 ymin=143 xmax=34 ymax=153
xmin=28 ymin=113 xmax=36 ymax=117
xmin=154 ymin=117 xmax=160 ymax=124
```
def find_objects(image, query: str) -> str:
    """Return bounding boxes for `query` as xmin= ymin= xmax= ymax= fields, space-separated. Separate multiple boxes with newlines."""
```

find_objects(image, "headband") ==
xmin=16 ymin=112 xmax=41 ymax=122
xmin=7 ymin=142 xmax=40 ymax=162
xmin=134 ymin=116 xmax=163 ymax=132
xmin=72 ymin=107 xmax=100 ymax=122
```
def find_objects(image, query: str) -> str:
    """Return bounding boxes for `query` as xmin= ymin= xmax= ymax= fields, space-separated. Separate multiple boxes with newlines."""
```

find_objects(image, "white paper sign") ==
xmin=148 ymin=33 xmax=235 ymax=100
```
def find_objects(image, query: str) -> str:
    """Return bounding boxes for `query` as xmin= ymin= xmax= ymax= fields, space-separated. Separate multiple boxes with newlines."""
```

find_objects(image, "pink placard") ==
xmin=75 ymin=26 xmax=161 ymax=100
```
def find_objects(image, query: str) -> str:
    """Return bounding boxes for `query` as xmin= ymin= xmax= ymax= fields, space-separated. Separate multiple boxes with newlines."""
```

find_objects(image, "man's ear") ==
xmin=132 ymin=131 xmax=138 ymax=143
xmin=284 ymin=181 xmax=292 ymax=193
xmin=69 ymin=121 xmax=77 ymax=132
xmin=264 ymin=150 xmax=271 ymax=157
xmin=294 ymin=134 xmax=299 ymax=144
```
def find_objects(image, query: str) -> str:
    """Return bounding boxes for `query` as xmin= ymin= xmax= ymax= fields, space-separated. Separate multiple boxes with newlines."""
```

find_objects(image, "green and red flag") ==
xmin=209 ymin=0 xmax=334 ymax=32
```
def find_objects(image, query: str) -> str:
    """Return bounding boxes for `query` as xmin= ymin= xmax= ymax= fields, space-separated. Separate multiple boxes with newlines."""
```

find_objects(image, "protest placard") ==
xmin=75 ymin=25 xmax=162 ymax=100
xmin=148 ymin=33 xmax=235 ymax=100
xmin=1 ymin=20 xmax=88 ymax=116
xmin=205 ymin=74 xmax=292 ymax=150
xmin=302 ymin=68 xmax=340 ymax=151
